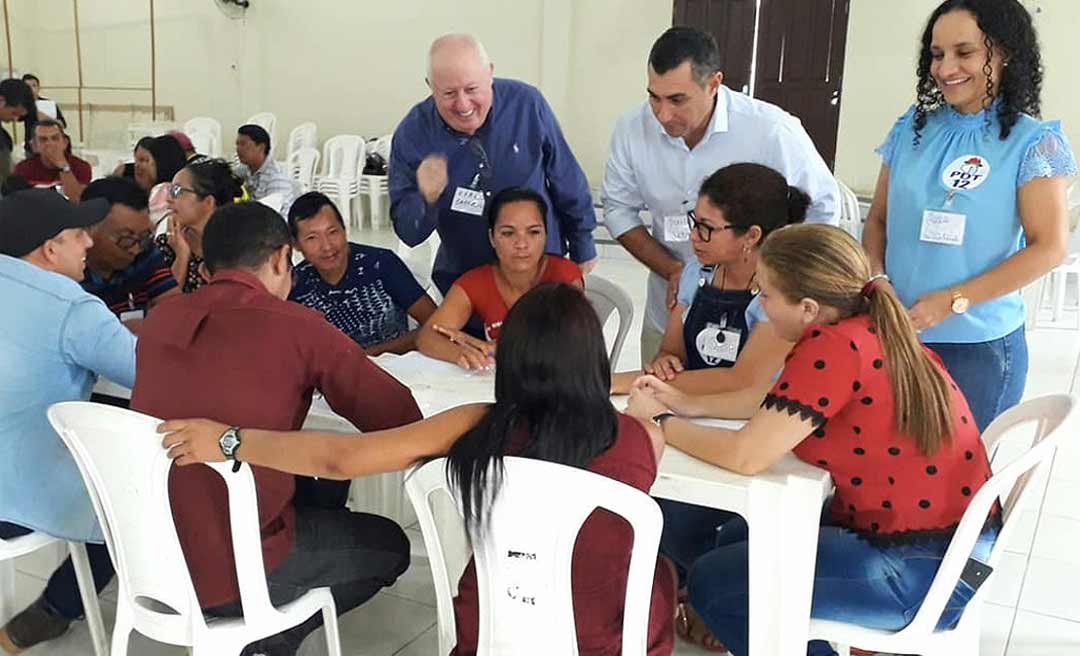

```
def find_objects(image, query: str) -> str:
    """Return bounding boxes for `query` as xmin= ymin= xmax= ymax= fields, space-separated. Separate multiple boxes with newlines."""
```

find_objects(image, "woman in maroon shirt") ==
xmin=160 ymin=283 xmax=675 ymax=655
xmin=628 ymin=224 xmax=999 ymax=656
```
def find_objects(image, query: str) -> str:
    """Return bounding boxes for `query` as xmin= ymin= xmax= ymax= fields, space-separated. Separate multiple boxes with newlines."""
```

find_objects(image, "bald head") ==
xmin=426 ymin=33 xmax=494 ymax=135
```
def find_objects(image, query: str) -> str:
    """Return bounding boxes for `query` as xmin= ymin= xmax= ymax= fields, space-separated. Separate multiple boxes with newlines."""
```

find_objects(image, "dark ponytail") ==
xmin=698 ymin=163 xmax=809 ymax=247
xmin=184 ymin=158 xmax=245 ymax=208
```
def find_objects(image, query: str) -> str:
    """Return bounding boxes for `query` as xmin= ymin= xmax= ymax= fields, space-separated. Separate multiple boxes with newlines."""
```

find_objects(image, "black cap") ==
xmin=0 ymin=189 xmax=110 ymax=257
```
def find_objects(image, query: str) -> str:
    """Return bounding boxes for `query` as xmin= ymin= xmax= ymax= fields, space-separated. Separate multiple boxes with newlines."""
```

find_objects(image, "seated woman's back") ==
xmin=446 ymin=283 xmax=673 ymax=655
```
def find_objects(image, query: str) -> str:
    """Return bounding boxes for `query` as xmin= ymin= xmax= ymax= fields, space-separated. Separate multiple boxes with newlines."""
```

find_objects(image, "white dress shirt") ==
xmin=602 ymin=86 xmax=840 ymax=332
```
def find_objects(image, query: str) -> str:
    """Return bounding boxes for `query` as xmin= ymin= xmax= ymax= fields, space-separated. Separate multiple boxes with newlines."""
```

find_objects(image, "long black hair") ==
xmin=445 ymin=282 xmax=618 ymax=534
xmin=184 ymin=158 xmax=245 ymax=207
xmin=913 ymin=0 xmax=1042 ymax=144
xmin=146 ymin=135 xmax=188 ymax=185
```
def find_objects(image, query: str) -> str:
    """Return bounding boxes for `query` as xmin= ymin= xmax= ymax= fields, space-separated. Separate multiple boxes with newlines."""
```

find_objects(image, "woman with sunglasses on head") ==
xmin=611 ymin=164 xmax=808 ymax=395
xmin=416 ymin=186 xmax=583 ymax=370
xmin=628 ymin=224 xmax=999 ymax=656
xmin=154 ymin=158 xmax=245 ymax=292
xmin=862 ymin=0 xmax=1075 ymax=433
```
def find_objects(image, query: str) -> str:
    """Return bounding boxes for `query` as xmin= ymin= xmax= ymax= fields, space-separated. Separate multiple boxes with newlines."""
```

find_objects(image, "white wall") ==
xmin=1 ymin=0 xmax=671 ymax=185
xmin=835 ymin=0 xmax=1078 ymax=195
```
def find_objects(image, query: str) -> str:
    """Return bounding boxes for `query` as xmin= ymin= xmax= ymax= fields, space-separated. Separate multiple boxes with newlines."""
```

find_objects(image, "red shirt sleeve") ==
xmin=72 ymin=157 xmax=92 ymax=185
xmin=764 ymin=326 xmax=859 ymax=427
xmin=542 ymin=255 xmax=583 ymax=285
xmin=306 ymin=317 xmax=423 ymax=430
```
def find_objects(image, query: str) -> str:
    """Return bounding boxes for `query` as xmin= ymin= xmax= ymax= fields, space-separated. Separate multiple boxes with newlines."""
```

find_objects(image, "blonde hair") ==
xmin=759 ymin=224 xmax=955 ymax=455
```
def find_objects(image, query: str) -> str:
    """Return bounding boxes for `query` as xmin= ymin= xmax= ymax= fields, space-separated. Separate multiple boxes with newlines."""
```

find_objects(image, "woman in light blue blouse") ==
xmin=863 ymin=0 xmax=1075 ymax=433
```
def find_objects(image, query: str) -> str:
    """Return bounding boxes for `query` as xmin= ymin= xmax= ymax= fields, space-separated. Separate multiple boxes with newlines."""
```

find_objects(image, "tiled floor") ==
xmin=8 ymin=223 xmax=1080 ymax=655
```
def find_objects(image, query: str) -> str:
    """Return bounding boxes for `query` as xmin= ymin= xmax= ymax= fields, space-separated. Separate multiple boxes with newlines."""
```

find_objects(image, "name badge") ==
xmin=920 ymin=209 xmax=966 ymax=246
xmin=941 ymin=154 xmax=991 ymax=191
xmin=663 ymin=214 xmax=691 ymax=242
xmin=451 ymin=187 xmax=486 ymax=216
xmin=119 ymin=309 xmax=145 ymax=322
xmin=695 ymin=322 xmax=741 ymax=366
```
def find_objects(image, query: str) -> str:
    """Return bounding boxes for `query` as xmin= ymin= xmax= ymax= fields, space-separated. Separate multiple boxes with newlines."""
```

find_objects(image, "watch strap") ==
xmin=651 ymin=412 xmax=676 ymax=428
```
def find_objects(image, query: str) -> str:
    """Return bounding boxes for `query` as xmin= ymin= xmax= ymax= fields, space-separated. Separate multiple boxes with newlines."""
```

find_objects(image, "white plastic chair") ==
xmin=809 ymin=393 xmax=1078 ymax=656
xmin=286 ymin=122 xmax=318 ymax=163
xmin=584 ymin=274 xmax=634 ymax=368
xmin=245 ymin=112 xmax=278 ymax=156
xmin=182 ymin=117 xmax=222 ymax=157
xmin=835 ymin=178 xmax=862 ymax=239
xmin=47 ymin=402 xmax=342 ymax=656
xmin=405 ymin=456 xmax=663 ymax=656
xmin=287 ymin=146 xmax=321 ymax=194
xmin=359 ymin=134 xmax=392 ymax=228
xmin=315 ymin=135 xmax=366 ymax=228
xmin=0 ymin=535 xmax=107 ymax=655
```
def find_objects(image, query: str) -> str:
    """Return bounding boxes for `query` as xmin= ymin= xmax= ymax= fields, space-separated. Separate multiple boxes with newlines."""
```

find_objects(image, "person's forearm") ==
xmin=416 ymin=325 xmax=472 ymax=364
xmin=664 ymin=418 xmax=755 ymax=473
xmin=169 ymin=254 xmax=189 ymax=287
xmin=235 ymin=404 xmax=488 ymax=479
xmin=862 ymin=211 xmax=887 ymax=275
xmin=366 ymin=329 xmax=420 ymax=357
xmin=59 ymin=171 xmax=84 ymax=202
xmin=958 ymin=239 xmax=1067 ymax=306
xmin=616 ymin=226 xmax=683 ymax=278
xmin=683 ymin=380 xmax=772 ymax=419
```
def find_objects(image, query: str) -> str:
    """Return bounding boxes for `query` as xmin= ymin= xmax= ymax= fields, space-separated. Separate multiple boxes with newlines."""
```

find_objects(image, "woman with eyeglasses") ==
xmin=416 ymin=186 xmax=583 ymax=370
xmin=611 ymin=164 xmax=808 ymax=395
xmin=154 ymin=158 xmax=245 ymax=292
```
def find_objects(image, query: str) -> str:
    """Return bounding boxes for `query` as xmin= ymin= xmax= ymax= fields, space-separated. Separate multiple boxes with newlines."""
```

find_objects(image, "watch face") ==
xmin=952 ymin=297 xmax=970 ymax=314
xmin=220 ymin=431 xmax=240 ymax=455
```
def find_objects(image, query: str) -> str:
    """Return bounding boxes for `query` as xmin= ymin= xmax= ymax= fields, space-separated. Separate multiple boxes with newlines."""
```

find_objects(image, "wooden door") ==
xmin=672 ymin=0 xmax=758 ymax=95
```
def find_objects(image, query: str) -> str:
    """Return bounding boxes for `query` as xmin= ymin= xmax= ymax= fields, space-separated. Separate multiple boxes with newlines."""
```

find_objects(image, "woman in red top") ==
xmin=160 ymin=283 xmax=674 ymax=655
xmin=628 ymin=224 xmax=999 ymax=656
xmin=417 ymin=186 xmax=582 ymax=370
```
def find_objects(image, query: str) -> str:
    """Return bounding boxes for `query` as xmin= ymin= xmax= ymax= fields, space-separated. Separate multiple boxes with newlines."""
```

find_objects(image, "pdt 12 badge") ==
xmin=941 ymin=155 xmax=990 ymax=191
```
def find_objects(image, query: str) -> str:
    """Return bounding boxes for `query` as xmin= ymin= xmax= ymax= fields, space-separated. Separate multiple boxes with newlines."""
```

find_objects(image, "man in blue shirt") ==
xmin=289 ymin=192 xmax=437 ymax=355
xmin=0 ymin=189 xmax=135 ymax=652
xmin=390 ymin=33 xmax=598 ymax=295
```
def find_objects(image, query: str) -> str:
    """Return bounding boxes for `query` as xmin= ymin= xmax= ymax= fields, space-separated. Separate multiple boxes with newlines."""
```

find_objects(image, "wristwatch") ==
xmin=58 ymin=163 xmax=72 ymax=174
xmin=950 ymin=289 xmax=970 ymax=314
xmin=651 ymin=412 xmax=676 ymax=428
xmin=218 ymin=426 xmax=242 ymax=471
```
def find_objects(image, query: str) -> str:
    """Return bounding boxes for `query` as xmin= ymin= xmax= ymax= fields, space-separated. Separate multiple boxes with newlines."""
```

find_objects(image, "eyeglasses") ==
xmin=466 ymin=137 xmax=494 ymax=184
xmin=167 ymin=183 xmax=201 ymax=201
xmin=686 ymin=209 xmax=738 ymax=243
xmin=111 ymin=231 xmax=153 ymax=251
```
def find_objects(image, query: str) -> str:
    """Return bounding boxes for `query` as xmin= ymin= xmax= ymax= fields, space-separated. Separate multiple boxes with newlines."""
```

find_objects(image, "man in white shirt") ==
xmin=233 ymin=123 xmax=298 ymax=216
xmin=603 ymin=27 xmax=839 ymax=364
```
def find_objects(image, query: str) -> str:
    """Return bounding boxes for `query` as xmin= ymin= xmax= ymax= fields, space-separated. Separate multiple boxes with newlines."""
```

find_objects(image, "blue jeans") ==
xmin=927 ymin=325 xmax=1028 ymax=434
xmin=659 ymin=501 xmax=998 ymax=656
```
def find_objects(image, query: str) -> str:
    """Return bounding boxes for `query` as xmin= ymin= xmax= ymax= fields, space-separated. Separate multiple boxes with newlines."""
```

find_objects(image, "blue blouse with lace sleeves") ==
xmin=1017 ymin=122 xmax=1077 ymax=187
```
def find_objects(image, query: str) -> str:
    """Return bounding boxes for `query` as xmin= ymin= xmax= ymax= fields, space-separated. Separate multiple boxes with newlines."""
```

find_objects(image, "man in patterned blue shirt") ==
xmin=288 ymin=192 xmax=437 ymax=355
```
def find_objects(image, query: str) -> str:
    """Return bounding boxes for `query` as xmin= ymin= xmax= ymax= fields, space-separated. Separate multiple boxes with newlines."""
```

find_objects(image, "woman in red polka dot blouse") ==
xmin=628 ymin=224 xmax=1000 ymax=656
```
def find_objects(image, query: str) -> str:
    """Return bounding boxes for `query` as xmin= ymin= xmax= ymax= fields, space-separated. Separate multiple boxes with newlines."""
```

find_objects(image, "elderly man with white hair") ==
xmin=389 ymin=33 xmax=598 ymax=300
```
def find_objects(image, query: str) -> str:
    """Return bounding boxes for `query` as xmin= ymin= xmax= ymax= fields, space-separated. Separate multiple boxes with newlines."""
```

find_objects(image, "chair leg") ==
xmin=321 ymin=603 xmax=342 ymax=656
xmin=110 ymin=602 xmax=133 ymax=656
xmin=68 ymin=542 xmax=108 ymax=656
xmin=0 ymin=559 xmax=16 ymax=625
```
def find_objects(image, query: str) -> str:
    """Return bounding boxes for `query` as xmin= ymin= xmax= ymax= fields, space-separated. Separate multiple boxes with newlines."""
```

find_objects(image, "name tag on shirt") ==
xmin=695 ymin=323 xmax=741 ymax=366
xmin=920 ymin=210 xmax=966 ymax=246
xmin=663 ymin=214 xmax=691 ymax=242
xmin=451 ymin=187 xmax=486 ymax=216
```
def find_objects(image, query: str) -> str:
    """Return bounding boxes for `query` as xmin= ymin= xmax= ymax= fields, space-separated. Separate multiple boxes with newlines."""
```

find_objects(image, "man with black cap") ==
xmin=234 ymin=123 xmax=297 ymax=215
xmin=0 ymin=189 xmax=134 ymax=652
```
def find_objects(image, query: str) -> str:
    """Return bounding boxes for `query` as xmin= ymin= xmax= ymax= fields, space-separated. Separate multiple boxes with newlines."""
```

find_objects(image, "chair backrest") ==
xmin=245 ymin=112 xmax=278 ymax=154
xmin=405 ymin=456 xmax=662 ymax=656
xmin=320 ymin=135 xmax=366 ymax=181
xmin=896 ymin=394 xmax=1077 ymax=637
xmin=835 ymin=178 xmax=862 ymax=239
xmin=287 ymin=122 xmax=317 ymax=161
xmin=182 ymin=118 xmax=222 ymax=158
xmin=47 ymin=402 xmax=284 ymax=645
xmin=583 ymin=274 xmax=634 ymax=368
xmin=288 ymin=146 xmax=320 ymax=193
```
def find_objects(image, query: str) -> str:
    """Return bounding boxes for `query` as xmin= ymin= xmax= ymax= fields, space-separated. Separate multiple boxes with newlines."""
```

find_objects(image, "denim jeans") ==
xmin=0 ymin=522 xmax=114 ymax=620
xmin=659 ymin=501 xmax=998 ymax=656
xmin=206 ymin=508 xmax=410 ymax=656
xmin=927 ymin=325 xmax=1028 ymax=434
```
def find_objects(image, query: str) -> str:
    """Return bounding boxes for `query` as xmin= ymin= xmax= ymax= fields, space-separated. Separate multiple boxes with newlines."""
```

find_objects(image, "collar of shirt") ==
xmin=651 ymin=86 xmax=730 ymax=149
xmin=208 ymin=268 xmax=270 ymax=294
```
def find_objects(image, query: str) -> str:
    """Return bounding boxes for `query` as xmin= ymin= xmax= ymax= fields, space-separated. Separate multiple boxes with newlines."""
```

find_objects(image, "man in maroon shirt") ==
xmin=13 ymin=119 xmax=91 ymax=201
xmin=131 ymin=202 xmax=421 ymax=655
